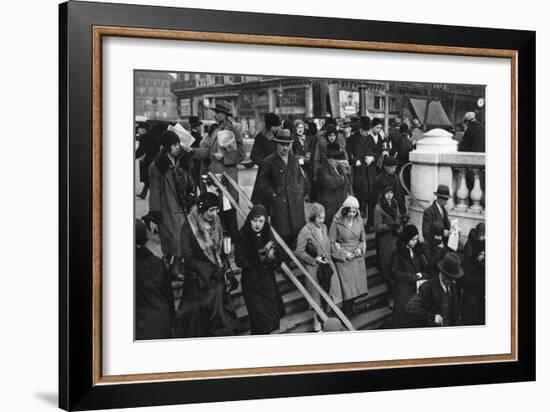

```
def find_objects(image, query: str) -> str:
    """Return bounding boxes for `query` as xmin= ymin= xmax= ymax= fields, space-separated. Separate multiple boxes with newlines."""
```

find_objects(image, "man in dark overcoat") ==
xmin=250 ymin=113 xmax=281 ymax=205
xmin=459 ymin=112 xmax=485 ymax=152
xmin=346 ymin=116 xmax=382 ymax=226
xmin=406 ymin=252 xmax=465 ymax=327
xmin=256 ymin=129 xmax=308 ymax=247
xmin=422 ymin=184 xmax=451 ymax=248
xmin=315 ymin=142 xmax=351 ymax=228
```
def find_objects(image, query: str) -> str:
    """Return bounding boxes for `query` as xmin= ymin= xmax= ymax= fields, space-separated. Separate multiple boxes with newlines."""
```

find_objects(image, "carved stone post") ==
xmin=454 ymin=168 xmax=469 ymax=211
xmin=469 ymin=168 xmax=484 ymax=212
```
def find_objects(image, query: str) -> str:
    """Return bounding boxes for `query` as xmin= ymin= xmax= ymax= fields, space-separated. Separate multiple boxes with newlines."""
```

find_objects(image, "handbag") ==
xmin=317 ymin=262 xmax=334 ymax=293
xmin=305 ymin=238 xmax=318 ymax=258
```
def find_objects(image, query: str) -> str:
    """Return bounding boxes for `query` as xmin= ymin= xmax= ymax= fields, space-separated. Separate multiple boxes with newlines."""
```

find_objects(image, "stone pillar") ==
xmin=408 ymin=128 xmax=458 ymax=240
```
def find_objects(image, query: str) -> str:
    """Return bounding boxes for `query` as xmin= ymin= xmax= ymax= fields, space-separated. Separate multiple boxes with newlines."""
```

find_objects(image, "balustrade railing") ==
xmin=452 ymin=165 xmax=485 ymax=214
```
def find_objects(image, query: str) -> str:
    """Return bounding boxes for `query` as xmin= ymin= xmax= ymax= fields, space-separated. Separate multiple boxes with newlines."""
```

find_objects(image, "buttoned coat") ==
xmin=328 ymin=211 xmax=368 ymax=301
xmin=256 ymin=152 xmax=307 ymax=239
xmin=250 ymin=129 xmax=278 ymax=205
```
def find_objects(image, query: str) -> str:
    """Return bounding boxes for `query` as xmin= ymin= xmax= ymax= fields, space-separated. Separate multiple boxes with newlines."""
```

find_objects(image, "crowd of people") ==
xmin=135 ymin=100 xmax=486 ymax=339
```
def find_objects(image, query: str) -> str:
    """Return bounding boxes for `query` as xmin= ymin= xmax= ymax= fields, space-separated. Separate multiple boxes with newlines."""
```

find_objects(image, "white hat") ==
xmin=463 ymin=111 xmax=476 ymax=122
xmin=342 ymin=196 xmax=360 ymax=209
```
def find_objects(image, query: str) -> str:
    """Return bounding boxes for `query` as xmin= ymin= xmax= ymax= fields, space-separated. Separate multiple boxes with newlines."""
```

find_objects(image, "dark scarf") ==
xmin=187 ymin=206 xmax=223 ymax=266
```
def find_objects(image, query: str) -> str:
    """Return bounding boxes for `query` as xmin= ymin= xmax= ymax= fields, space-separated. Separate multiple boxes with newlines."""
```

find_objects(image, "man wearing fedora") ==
xmin=422 ymin=184 xmax=451 ymax=248
xmin=256 ymin=128 xmax=308 ymax=247
xmin=250 ymin=113 xmax=281 ymax=205
xmin=197 ymin=100 xmax=245 ymax=240
xmin=406 ymin=252 xmax=465 ymax=327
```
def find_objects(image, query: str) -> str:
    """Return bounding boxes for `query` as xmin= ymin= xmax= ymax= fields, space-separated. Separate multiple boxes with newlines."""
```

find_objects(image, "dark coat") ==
xmin=174 ymin=217 xmax=237 ymax=338
xmin=315 ymin=160 xmax=351 ymax=227
xmin=149 ymin=152 xmax=195 ymax=256
xmin=391 ymin=133 xmax=414 ymax=167
xmin=250 ymin=129 xmax=279 ymax=205
xmin=136 ymin=131 xmax=161 ymax=184
xmin=459 ymin=120 xmax=485 ymax=152
xmin=461 ymin=227 xmax=486 ymax=325
xmin=373 ymin=170 xmax=407 ymax=214
xmin=373 ymin=199 xmax=401 ymax=292
xmin=390 ymin=242 xmax=430 ymax=327
xmin=256 ymin=152 xmax=307 ymax=239
xmin=234 ymin=222 xmax=285 ymax=334
xmin=422 ymin=201 xmax=451 ymax=248
xmin=406 ymin=276 xmax=464 ymax=327
xmin=135 ymin=246 xmax=175 ymax=340
xmin=346 ymin=131 xmax=382 ymax=203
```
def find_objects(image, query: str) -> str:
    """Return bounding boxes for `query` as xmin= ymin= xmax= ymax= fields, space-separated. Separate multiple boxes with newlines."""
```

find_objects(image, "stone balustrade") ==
xmin=407 ymin=128 xmax=486 ymax=244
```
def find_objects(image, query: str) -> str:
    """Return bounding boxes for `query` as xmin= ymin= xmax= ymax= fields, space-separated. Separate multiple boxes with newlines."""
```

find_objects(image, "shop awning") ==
xmin=409 ymin=98 xmax=452 ymax=127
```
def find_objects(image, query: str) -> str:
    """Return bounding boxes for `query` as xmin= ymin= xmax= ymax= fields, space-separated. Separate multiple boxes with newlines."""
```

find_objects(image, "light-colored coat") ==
xmin=295 ymin=222 xmax=343 ymax=307
xmin=328 ymin=211 xmax=369 ymax=301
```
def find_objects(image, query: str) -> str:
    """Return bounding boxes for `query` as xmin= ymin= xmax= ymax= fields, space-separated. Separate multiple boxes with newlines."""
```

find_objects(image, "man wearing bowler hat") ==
xmin=406 ymin=252 xmax=465 ymax=327
xmin=422 ymin=184 xmax=451 ymax=248
xmin=197 ymin=100 xmax=245 ymax=240
xmin=256 ymin=128 xmax=308 ymax=247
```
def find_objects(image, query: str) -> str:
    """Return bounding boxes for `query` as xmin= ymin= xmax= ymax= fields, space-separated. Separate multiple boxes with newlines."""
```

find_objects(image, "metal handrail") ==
xmin=206 ymin=172 xmax=330 ymax=326
xmin=220 ymin=171 xmax=356 ymax=331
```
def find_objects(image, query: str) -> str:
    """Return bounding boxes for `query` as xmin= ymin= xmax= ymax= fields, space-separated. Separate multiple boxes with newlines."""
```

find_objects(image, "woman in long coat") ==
xmin=390 ymin=224 xmax=430 ymax=328
xmin=234 ymin=204 xmax=286 ymax=334
xmin=315 ymin=143 xmax=351 ymax=228
xmin=149 ymin=130 xmax=195 ymax=276
xmin=373 ymin=186 xmax=402 ymax=303
xmin=174 ymin=193 xmax=237 ymax=338
xmin=328 ymin=196 xmax=369 ymax=316
xmin=296 ymin=203 xmax=343 ymax=331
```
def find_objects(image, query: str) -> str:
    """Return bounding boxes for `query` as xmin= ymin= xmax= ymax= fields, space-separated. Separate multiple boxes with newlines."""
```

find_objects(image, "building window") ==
xmin=389 ymin=97 xmax=396 ymax=112
xmin=374 ymin=96 xmax=385 ymax=111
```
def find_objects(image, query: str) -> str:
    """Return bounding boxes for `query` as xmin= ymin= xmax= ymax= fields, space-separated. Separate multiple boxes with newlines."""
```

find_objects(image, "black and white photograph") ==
xmin=134 ymin=71 xmax=486 ymax=339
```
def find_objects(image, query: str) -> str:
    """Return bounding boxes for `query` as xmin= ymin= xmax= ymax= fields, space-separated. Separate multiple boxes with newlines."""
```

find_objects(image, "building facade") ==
xmin=135 ymin=71 xmax=178 ymax=121
xmin=171 ymin=73 xmax=485 ymax=136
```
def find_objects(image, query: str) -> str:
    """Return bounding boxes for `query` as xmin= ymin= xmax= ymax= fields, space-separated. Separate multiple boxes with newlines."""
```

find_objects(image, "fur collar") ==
xmin=187 ymin=206 xmax=223 ymax=266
